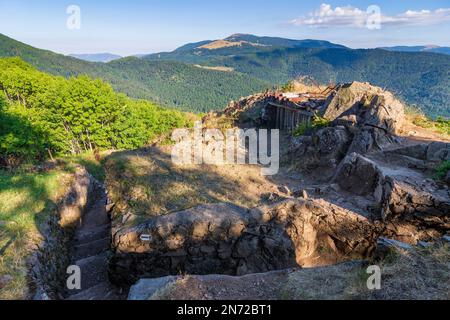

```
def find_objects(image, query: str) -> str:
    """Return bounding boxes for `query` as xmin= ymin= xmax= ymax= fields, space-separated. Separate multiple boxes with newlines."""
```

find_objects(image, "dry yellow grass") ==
xmin=198 ymin=40 xmax=245 ymax=50
xmin=194 ymin=65 xmax=234 ymax=72
xmin=105 ymin=145 xmax=282 ymax=227
xmin=344 ymin=243 xmax=450 ymax=300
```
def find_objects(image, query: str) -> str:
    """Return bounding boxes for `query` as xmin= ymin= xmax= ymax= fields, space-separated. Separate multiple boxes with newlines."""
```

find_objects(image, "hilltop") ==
xmin=380 ymin=45 xmax=450 ymax=56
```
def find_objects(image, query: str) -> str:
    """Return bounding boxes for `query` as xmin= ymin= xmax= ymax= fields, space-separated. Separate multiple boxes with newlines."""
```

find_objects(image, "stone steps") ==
xmin=72 ymin=237 xmax=110 ymax=261
xmin=70 ymin=252 xmax=109 ymax=295
xmin=65 ymin=185 xmax=125 ymax=300
xmin=67 ymin=281 xmax=125 ymax=300
xmin=74 ymin=225 xmax=110 ymax=245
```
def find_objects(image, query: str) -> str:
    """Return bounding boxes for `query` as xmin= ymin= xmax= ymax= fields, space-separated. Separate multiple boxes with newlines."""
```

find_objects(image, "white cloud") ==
xmin=289 ymin=3 xmax=450 ymax=28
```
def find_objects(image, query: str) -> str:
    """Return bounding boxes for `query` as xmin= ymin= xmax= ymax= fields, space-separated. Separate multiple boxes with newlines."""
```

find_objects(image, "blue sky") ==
xmin=0 ymin=0 xmax=449 ymax=56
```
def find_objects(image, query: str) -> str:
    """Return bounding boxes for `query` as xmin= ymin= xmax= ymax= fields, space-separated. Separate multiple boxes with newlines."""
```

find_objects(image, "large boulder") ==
xmin=380 ymin=177 xmax=450 ymax=242
xmin=426 ymin=142 xmax=450 ymax=162
xmin=290 ymin=126 xmax=351 ymax=175
xmin=332 ymin=149 xmax=450 ymax=243
xmin=332 ymin=153 xmax=383 ymax=198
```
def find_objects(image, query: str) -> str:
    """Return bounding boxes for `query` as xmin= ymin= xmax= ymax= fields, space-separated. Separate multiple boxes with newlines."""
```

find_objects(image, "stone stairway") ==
xmin=66 ymin=184 xmax=126 ymax=300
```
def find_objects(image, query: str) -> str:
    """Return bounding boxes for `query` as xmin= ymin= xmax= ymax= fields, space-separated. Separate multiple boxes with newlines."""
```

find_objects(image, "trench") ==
xmin=64 ymin=183 xmax=127 ymax=300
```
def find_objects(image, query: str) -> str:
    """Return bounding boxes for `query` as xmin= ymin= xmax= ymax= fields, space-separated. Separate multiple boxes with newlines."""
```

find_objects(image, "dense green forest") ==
xmin=105 ymin=58 xmax=270 ymax=111
xmin=147 ymin=45 xmax=450 ymax=118
xmin=0 ymin=57 xmax=190 ymax=168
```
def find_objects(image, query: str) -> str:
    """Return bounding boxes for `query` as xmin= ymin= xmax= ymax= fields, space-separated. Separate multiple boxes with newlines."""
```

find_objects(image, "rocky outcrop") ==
xmin=291 ymin=82 xmax=406 ymax=172
xmin=109 ymin=203 xmax=296 ymax=285
xmin=249 ymin=199 xmax=378 ymax=267
xmin=291 ymin=126 xmax=352 ymax=176
xmin=109 ymin=199 xmax=377 ymax=286
xmin=380 ymin=177 xmax=450 ymax=242
xmin=323 ymin=82 xmax=405 ymax=135
xmin=332 ymin=153 xmax=383 ymax=198
xmin=332 ymin=150 xmax=450 ymax=243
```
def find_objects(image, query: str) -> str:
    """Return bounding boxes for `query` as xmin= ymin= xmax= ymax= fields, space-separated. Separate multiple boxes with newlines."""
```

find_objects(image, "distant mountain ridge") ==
xmin=148 ymin=34 xmax=348 ymax=60
xmin=69 ymin=53 xmax=122 ymax=63
xmin=380 ymin=45 xmax=450 ymax=56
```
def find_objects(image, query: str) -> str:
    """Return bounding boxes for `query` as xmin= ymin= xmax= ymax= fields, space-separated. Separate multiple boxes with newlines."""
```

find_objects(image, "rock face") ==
xmin=333 ymin=153 xmax=383 ymax=197
xmin=109 ymin=199 xmax=377 ymax=286
xmin=323 ymin=82 xmax=405 ymax=135
xmin=249 ymin=199 xmax=378 ymax=267
xmin=332 ymin=149 xmax=450 ymax=243
xmin=292 ymin=82 xmax=406 ymax=173
xmin=380 ymin=177 xmax=450 ymax=242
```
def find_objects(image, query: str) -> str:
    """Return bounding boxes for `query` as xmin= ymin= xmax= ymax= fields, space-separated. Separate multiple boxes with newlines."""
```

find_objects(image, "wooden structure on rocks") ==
xmin=268 ymin=102 xmax=314 ymax=131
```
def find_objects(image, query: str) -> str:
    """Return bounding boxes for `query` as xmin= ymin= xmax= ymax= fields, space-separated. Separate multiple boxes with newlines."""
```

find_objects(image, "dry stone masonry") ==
xmin=109 ymin=199 xmax=378 ymax=286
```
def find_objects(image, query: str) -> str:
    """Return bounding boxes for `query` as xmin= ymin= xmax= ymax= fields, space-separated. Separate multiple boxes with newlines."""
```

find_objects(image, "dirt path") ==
xmin=65 ymin=183 xmax=126 ymax=300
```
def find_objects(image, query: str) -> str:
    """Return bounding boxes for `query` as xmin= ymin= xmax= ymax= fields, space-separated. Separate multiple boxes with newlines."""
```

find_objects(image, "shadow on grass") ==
xmin=104 ymin=146 xmax=266 ymax=224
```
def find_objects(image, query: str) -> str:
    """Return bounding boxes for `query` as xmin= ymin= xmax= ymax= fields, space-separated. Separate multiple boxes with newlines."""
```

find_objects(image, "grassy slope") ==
xmin=104 ymin=146 xmax=280 ymax=227
xmin=0 ymin=170 xmax=71 ymax=299
xmin=0 ymin=151 xmax=106 ymax=299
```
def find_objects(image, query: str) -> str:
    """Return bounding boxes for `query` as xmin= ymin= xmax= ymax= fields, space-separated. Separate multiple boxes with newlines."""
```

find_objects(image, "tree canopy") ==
xmin=0 ymin=57 xmax=191 ymax=167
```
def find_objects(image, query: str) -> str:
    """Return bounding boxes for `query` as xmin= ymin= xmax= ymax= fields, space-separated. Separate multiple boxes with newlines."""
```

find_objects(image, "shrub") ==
xmin=435 ymin=160 xmax=450 ymax=180
xmin=293 ymin=115 xmax=331 ymax=137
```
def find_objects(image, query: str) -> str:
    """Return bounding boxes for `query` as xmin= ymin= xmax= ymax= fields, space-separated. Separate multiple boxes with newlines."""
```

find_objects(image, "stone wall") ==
xmin=109 ymin=199 xmax=378 ymax=286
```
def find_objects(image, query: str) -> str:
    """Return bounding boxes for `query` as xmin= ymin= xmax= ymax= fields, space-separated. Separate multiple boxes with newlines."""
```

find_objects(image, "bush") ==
xmin=293 ymin=115 xmax=331 ymax=137
xmin=0 ymin=106 xmax=48 ymax=168
xmin=435 ymin=161 xmax=450 ymax=180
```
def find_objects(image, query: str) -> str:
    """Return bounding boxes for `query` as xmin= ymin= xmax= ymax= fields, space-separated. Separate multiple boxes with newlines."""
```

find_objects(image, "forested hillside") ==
xmin=147 ymin=43 xmax=450 ymax=118
xmin=105 ymin=58 xmax=269 ymax=111
xmin=0 ymin=33 xmax=269 ymax=113
xmin=0 ymin=57 xmax=191 ymax=168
